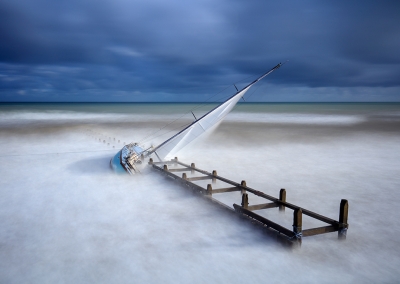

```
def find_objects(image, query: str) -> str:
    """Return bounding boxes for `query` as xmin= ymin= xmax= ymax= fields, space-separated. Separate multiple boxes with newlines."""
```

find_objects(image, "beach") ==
xmin=1 ymin=102 xmax=400 ymax=283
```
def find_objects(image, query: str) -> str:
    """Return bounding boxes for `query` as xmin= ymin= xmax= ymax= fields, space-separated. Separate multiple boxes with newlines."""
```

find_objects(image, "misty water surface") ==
xmin=1 ymin=103 xmax=400 ymax=283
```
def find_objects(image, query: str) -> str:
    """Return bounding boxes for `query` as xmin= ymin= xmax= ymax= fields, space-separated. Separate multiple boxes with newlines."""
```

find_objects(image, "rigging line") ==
xmin=243 ymin=62 xmax=287 ymax=101
xmin=187 ymin=84 xmax=233 ymax=112
xmin=139 ymin=76 xmax=257 ymax=144
xmin=139 ymin=122 xmax=192 ymax=144
xmin=137 ymin=69 xmax=273 ymax=145
xmin=189 ymin=72 xmax=264 ymax=112
xmin=139 ymin=90 xmax=234 ymax=145
xmin=243 ymin=83 xmax=262 ymax=101
xmin=137 ymin=112 xmax=195 ymax=145
xmin=148 ymin=62 xmax=283 ymax=156
xmin=143 ymin=74 xmax=261 ymax=144
xmin=0 ymin=149 xmax=115 ymax=158
xmin=137 ymin=84 xmax=233 ymax=144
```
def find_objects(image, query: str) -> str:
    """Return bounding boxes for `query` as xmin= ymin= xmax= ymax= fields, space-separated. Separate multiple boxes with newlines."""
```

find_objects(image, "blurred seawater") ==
xmin=0 ymin=102 xmax=400 ymax=283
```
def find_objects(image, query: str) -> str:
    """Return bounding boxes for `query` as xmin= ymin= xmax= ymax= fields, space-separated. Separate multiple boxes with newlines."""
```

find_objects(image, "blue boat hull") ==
xmin=110 ymin=150 xmax=129 ymax=174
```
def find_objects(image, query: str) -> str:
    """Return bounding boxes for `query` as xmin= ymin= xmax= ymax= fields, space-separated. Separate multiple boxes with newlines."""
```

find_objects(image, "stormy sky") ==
xmin=1 ymin=0 xmax=399 ymax=102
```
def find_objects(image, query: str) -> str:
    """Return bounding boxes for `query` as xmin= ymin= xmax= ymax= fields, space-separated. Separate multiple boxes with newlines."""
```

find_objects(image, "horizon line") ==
xmin=1 ymin=101 xmax=400 ymax=104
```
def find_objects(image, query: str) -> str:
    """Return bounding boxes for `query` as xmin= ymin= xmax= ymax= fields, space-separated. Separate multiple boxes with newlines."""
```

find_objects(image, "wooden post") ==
xmin=241 ymin=180 xmax=247 ymax=194
xmin=182 ymin=173 xmax=187 ymax=180
xmin=293 ymin=208 xmax=302 ymax=243
xmin=163 ymin=165 xmax=169 ymax=171
xmin=191 ymin=163 xmax=195 ymax=174
xmin=241 ymin=193 xmax=249 ymax=209
xmin=279 ymin=188 xmax=286 ymax=211
xmin=207 ymin=184 xmax=212 ymax=195
xmin=338 ymin=199 xmax=349 ymax=240
xmin=175 ymin=157 xmax=178 ymax=166
xmin=148 ymin=158 xmax=153 ymax=165
xmin=212 ymin=170 xmax=217 ymax=184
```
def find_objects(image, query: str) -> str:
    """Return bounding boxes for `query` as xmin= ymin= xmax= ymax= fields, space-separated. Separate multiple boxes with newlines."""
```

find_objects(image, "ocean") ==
xmin=1 ymin=102 xmax=400 ymax=283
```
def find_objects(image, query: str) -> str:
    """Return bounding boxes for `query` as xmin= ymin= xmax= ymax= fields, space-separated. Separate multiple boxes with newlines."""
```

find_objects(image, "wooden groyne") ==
xmin=150 ymin=157 xmax=349 ymax=246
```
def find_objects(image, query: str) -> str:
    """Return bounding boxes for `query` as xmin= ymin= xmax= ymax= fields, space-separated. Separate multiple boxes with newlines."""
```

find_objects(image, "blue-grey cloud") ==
xmin=0 ymin=0 xmax=400 ymax=102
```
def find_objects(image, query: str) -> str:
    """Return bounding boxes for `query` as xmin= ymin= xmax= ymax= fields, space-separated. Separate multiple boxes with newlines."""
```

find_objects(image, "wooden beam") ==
xmin=247 ymin=202 xmax=279 ymax=211
xmin=185 ymin=182 xmax=207 ymax=194
xmin=207 ymin=184 xmax=212 ymax=195
xmin=233 ymin=204 xmax=295 ymax=238
xmin=241 ymin=193 xmax=248 ymax=209
xmin=302 ymin=225 xmax=338 ymax=237
xmin=211 ymin=187 xmax=240 ymax=194
xmin=168 ymin=167 xmax=191 ymax=172
xmin=155 ymin=161 xmax=342 ymax=226
xmin=338 ymin=199 xmax=349 ymax=239
xmin=293 ymin=208 xmax=302 ymax=243
xmin=152 ymin=162 xmax=349 ymax=241
xmin=187 ymin=176 xmax=212 ymax=182
xmin=152 ymin=160 xmax=176 ymax=165
xmin=339 ymin=199 xmax=349 ymax=224
xmin=153 ymin=165 xmax=210 ymax=195
xmin=279 ymin=188 xmax=286 ymax=211
xmin=241 ymin=180 xmax=247 ymax=194
xmin=212 ymin=170 xmax=217 ymax=183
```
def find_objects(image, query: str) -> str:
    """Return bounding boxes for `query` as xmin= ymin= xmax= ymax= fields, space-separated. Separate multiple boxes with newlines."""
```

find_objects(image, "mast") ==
xmin=148 ymin=62 xmax=283 ymax=159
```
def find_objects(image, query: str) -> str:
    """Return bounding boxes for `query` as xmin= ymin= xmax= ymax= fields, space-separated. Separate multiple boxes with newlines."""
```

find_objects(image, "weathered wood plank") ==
xmin=187 ymin=176 xmax=212 ymax=182
xmin=247 ymin=203 xmax=279 ymax=211
xmin=293 ymin=208 xmax=302 ymax=243
xmin=176 ymin=160 xmax=341 ymax=226
xmin=185 ymin=182 xmax=207 ymax=194
xmin=168 ymin=167 xmax=191 ymax=172
xmin=279 ymin=188 xmax=286 ymax=211
xmin=241 ymin=193 xmax=248 ymax=209
xmin=233 ymin=204 xmax=295 ymax=238
xmin=155 ymin=161 xmax=342 ymax=226
xmin=153 ymin=160 xmax=177 ymax=165
xmin=302 ymin=225 xmax=338 ymax=237
xmin=211 ymin=187 xmax=240 ymax=194
xmin=155 ymin=164 xmax=219 ymax=195
xmin=338 ymin=199 xmax=349 ymax=239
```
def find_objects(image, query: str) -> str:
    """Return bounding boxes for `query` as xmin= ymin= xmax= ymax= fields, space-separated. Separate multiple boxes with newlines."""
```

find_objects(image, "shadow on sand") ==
xmin=67 ymin=155 xmax=114 ymax=175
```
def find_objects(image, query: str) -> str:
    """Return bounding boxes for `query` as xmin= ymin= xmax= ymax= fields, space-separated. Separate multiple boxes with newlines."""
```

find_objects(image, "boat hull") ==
xmin=110 ymin=150 xmax=130 ymax=174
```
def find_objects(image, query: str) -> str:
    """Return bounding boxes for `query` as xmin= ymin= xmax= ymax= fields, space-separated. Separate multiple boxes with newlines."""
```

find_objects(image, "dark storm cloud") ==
xmin=0 ymin=0 xmax=400 ymax=101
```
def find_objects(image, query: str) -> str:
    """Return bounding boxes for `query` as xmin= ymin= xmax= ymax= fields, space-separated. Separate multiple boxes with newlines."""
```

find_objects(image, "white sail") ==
xmin=150 ymin=63 xmax=283 ymax=160
xmin=153 ymin=87 xmax=250 ymax=159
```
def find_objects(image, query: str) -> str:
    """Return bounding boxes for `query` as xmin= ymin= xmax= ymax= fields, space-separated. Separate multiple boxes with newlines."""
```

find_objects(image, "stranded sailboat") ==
xmin=110 ymin=63 xmax=283 ymax=174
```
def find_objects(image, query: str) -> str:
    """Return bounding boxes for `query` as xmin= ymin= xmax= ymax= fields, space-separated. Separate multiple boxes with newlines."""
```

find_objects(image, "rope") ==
xmin=0 ymin=149 xmax=114 ymax=158
xmin=242 ymin=82 xmax=262 ymax=101
xmin=139 ymin=122 xmax=192 ymax=145
xmin=291 ymin=226 xmax=303 ymax=239
xmin=137 ymin=73 xmax=262 ymax=145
